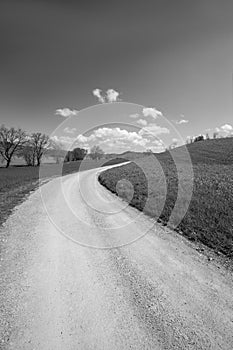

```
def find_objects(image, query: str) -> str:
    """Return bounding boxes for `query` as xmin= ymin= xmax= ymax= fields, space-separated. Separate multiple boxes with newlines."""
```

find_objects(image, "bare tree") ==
xmin=17 ymin=145 xmax=35 ymax=166
xmin=31 ymin=133 xmax=50 ymax=166
xmin=0 ymin=125 xmax=27 ymax=167
xmin=89 ymin=145 xmax=104 ymax=161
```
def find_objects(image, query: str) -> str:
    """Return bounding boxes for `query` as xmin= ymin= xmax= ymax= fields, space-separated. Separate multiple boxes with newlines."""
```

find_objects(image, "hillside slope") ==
xmin=159 ymin=137 xmax=233 ymax=165
xmin=99 ymin=137 xmax=233 ymax=257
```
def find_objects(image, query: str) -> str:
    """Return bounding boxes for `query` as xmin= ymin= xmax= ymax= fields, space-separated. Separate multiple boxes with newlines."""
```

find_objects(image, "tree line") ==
xmin=64 ymin=145 xmax=104 ymax=162
xmin=0 ymin=125 xmax=51 ymax=168
xmin=186 ymin=131 xmax=233 ymax=144
xmin=0 ymin=125 xmax=106 ymax=168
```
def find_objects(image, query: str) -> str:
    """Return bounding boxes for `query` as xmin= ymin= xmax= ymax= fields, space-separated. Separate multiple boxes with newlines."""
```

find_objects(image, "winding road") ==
xmin=0 ymin=165 xmax=233 ymax=349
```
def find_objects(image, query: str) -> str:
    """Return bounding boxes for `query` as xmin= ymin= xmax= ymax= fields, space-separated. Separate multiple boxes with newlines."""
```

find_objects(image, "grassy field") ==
xmin=0 ymin=158 xmax=126 ymax=227
xmin=99 ymin=138 xmax=233 ymax=257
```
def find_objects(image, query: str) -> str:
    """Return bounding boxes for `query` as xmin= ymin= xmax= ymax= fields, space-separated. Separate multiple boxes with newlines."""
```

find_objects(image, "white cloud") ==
xmin=176 ymin=119 xmax=189 ymax=124
xmin=64 ymin=127 xmax=77 ymax=134
xmin=76 ymin=127 xmax=151 ymax=153
xmin=220 ymin=124 xmax=233 ymax=132
xmin=169 ymin=138 xmax=179 ymax=149
xmin=51 ymin=135 xmax=76 ymax=149
xmin=129 ymin=107 xmax=163 ymax=120
xmin=106 ymin=89 xmax=120 ymax=102
xmin=92 ymin=88 xmax=105 ymax=103
xmin=92 ymin=88 xmax=120 ymax=103
xmin=74 ymin=124 xmax=170 ymax=153
xmin=139 ymin=123 xmax=170 ymax=137
xmin=142 ymin=107 xmax=163 ymax=119
xmin=76 ymin=134 xmax=88 ymax=143
xmin=93 ymin=127 xmax=144 ymax=143
xmin=129 ymin=113 xmax=140 ymax=118
xmin=55 ymin=108 xmax=79 ymax=118
xmin=152 ymin=138 xmax=164 ymax=145
xmin=214 ymin=123 xmax=233 ymax=136
xmin=151 ymin=138 xmax=165 ymax=152
xmin=136 ymin=119 xmax=147 ymax=126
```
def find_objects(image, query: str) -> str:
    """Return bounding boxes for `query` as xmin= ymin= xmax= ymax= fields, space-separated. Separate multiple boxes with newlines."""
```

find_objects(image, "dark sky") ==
xmin=0 ymin=0 xmax=233 ymax=139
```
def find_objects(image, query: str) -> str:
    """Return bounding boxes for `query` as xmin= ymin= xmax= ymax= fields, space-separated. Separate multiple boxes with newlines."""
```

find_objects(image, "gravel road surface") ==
xmin=0 ymin=165 xmax=233 ymax=349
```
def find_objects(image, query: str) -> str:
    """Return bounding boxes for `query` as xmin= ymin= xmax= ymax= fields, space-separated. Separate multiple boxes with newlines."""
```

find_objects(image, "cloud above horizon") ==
xmin=74 ymin=126 xmax=166 ymax=153
xmin=92 ymin=88 xmax=105 ymax=103
xmin=142 ymin=107 xmax=163 ymax=119
xmin=92 ymin=88 xmax=120 ymax=103
xmin=64 ymin=127 xmax=77 ymax=134
xmin=55 ymin=108 xmax=79 ymax=118
xmin=176 ymin=119 xmax=189 ymax=124
xmin=51 ymin=135 xmax=76 ymax=149
xmin=139 ymin=123 xmax=170 ymax=137
xmin=215 ymin=123 xmax=233 ymax=135
xmin=129 ymin=113 xmax=140 ymax=118
xmin=136 ymin=119 xmax=147 ymax=126
xmin=106 ymin=89 xmax=120 ymax=102
xmin=220 ymin=124 xmax=233 ymax=132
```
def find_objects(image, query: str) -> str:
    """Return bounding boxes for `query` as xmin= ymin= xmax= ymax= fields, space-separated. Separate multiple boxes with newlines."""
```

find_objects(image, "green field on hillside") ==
xmin=99 ymin=138 xmax=233 ymax=257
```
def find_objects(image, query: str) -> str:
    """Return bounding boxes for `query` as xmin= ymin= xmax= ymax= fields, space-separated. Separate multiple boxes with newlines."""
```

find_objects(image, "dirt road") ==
xmin=0 ymin=166 xmax=233 ymax=349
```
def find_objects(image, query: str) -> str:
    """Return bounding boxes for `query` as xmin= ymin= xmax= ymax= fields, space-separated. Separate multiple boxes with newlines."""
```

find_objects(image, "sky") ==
xmin=0 ymin=0 xmax=233 ymax=152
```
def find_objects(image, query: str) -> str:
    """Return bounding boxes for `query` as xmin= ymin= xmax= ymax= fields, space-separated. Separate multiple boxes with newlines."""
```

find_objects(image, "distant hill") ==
xmin=105 ymin=151 xmax=145 ymax=160
xmin=157 ymin=137 xmax=233 ymax=165
xmin=105 ymin=138 xmax=233 ymax=165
